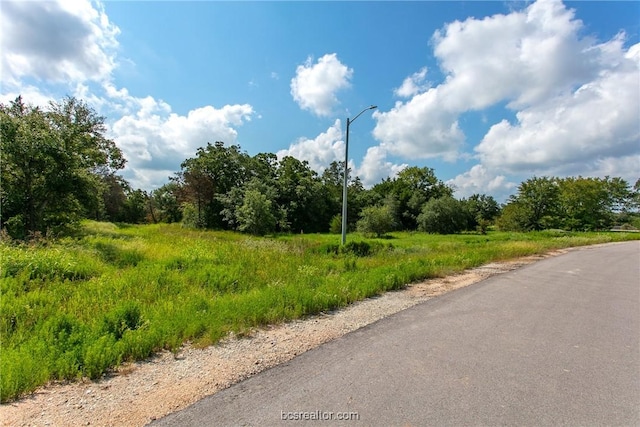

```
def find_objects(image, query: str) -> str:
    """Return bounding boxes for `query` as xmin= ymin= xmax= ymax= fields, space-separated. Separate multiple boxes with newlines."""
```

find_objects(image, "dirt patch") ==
xmin=1 ymin=250 xmax=567 ymax=427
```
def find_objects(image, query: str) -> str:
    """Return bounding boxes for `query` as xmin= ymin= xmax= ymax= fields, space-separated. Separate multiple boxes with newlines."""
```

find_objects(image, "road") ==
xmin=151 ymin=241 xmax=640 ymax=426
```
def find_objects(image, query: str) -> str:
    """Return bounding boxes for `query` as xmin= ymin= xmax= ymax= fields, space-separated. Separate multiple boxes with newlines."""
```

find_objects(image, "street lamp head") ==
xmin=369 ymin=105 xmax=377 ymax=110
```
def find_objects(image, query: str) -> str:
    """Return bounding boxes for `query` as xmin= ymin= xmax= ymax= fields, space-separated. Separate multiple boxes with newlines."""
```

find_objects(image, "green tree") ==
xmin=150 ymin=183 xmax=182 ymax=223
xmin=177 ymin=142 xmax=252 ymax=229
xmin=98 ymin=173 xmax=129 ymax=222
xmin=0 ymin=96 xmax=125 ymax=238
xmin=495 ymin=201 xmax=529 ymax=232
xmin=498 ymin=176 xmax=562 ymax=231
xmin=275 ymin=156 xmax=320 ymax=233
xmin=236 ymin=189 xmax=277 ymax=236
xmin=371 ymin=166 xmax=452 ymax=230
xmin=120 ymin=189 xmax=147 ymax=224
xmin=321 ymin=161 xmax=346 ymax=227
xmin=463 ymin=194 xmax=500 ymax=232
xmin=357 ymin=205 xmax=396 ymax=237
xmin=558 ymin=177 xmax=610 ymax=230
xmin=218 ymin=178 xmax=282 ymax=233
xmin=417 ymin=196 xmax=470 ymax=234
xmin=558 ymin=176 xmax=636 ymax=231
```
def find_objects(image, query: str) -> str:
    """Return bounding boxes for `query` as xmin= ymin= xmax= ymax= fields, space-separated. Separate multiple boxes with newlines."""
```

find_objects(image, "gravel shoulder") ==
xmin=1 ymin=250 xmax=566 ymax=427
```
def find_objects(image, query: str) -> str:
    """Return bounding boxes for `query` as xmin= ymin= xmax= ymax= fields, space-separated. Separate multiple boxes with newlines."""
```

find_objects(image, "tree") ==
xmin=463 ymin=194 xmax=500 ymax=232
xmin=218 ymin=178 xmax=282 ymax=234
xmin=321 ymin=161 xmax=346 ymax=226
xmin=150 ymin=183 xmax=182 ymax=223
xmin=558 ymin=177 xmax=611 ymax=231
xmin=497 ymin=176 xmax=562 ymax=231
xmin=120 ymin=189 xmax=147 ymax=224
xmin=495 ymin=201 xmax=529 ymax=232
xmin=371 ymin=166 xmax=452 ymax=230
xmin=177 ymin=142 xmax=252 ymax=229
xmin=497 ymin=175 xmax=637 ymax=232
xmin=558 ymin=176 xmax=636 ymax=231
xmin=97 ymin=173 xmax=129 ymax=222
xmin=357 ymin=205 xmax=396 ymax=237
xmin=0 ymin=96 xmax=125 ymax=239
xmin=275 ymin=156 xmax=320 ymax=233
xmin=236 ymin=189 xmax=277 ymax=236
xmin=176 ymin=156 xmax=214 ymax=228
xmin=417 ymin=196 xmax=470 ymax=234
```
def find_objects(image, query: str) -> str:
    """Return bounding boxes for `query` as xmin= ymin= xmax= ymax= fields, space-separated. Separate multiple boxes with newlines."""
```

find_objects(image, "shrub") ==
xmin=102 ymin=302 xmax=144 ymax=340
xmin=357 ymin=205 xmax=396 ymax=237
xmin=329 ymin=214 xmax=342 ymax=234
xmin=417 ymin=197 xmax=470 ymax=234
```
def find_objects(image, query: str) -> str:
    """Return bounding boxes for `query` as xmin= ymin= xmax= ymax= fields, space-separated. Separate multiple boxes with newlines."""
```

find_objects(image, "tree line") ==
xmin=1 ymin=96 xmax=638 ymax=240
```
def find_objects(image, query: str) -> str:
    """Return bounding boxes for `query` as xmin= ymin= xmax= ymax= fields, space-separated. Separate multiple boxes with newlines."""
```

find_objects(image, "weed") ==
xmin=1 ymin=222 xmax=638 ymax=402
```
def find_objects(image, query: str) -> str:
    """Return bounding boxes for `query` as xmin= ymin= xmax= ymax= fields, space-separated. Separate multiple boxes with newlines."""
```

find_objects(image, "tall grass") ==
xmin=1 ymin=222 xmax=637 ymax=402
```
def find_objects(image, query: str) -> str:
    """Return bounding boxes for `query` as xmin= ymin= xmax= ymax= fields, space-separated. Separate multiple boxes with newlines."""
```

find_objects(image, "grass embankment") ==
xmin=1 ymin=222 xmax=638 ymax=402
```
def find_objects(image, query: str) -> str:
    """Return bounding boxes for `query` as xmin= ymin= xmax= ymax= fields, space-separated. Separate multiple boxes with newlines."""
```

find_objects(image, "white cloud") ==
xmin=372 ymin=0 xmax=639 ymax=197
xmin=357 ymin=146 xmax=407 ymax=188
xmin=476 ymin=40 xmax=639 ymax=175
xmin=448 ymin=165 xmax=516 ymax=201
xmin=0 ymin=0 xmax=256 ymax=191
xmin=277 ymin=122 xmax=407 ymax=188
xmin=109 ymin=94 xmax=254 ymax=189
xmin=290 ymin=53 xmax=353 ymax=117
xmin=590 ymin=155 xmax=640 ymax=186
xmin=394 ymin=67 xmax=429 ymax=98
xmin=0 ymin=85 xmax=55 ymax=107
xmin=432 ymin=0 xmax=599 ymax=111
xmin=276 ymin=120 xmax=345 ymax=172
xmin=0 ymin=0 xmax=119 ymax=86
xmin=373 ymin=91 xmax=465 ymax=160
xmin=126 ymin=168 xmax=177 ymax=193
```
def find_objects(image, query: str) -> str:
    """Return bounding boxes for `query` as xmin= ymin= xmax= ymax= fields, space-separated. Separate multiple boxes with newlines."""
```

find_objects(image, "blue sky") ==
xmin=2 ymin=1 xmax=639 ymax=201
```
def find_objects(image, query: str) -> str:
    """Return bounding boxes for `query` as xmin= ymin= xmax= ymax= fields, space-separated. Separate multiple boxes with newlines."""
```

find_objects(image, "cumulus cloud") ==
xmin=357 ymin=146 xmax=407 ymax=188
xmin=276 ymin=120 xmax=345 ymax=172
xmin=432 ymin=0 xmax=599 ymax=111
xmin=0 ymin=0 xmax=119 ymax=85
xmin=109 ymin=94 xmax=254 ymax=188
xmin=476 ymin=40 xmax=640 ymax=175
xmin=290 ymin=53 xmax=353 ymax=117
xmin=372 ymin=0 xmax=639 ymax=195
xmin=373 ymin=92 xmax=465 ymax=160
xmin=394 ymin=67 xmax=429 ymax=98
xmin=0 ymin=0 xmax=256 ymax=191
xmin=447 ymin=165 xmax=516 ymax=201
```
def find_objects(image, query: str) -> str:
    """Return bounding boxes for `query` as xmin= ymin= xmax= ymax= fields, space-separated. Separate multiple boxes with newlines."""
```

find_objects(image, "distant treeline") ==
xmin=2 ymin=96 xmax=638 ymax=240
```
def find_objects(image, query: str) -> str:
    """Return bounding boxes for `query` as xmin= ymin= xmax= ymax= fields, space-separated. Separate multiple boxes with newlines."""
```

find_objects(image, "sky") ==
xmin=1 ymin=0 xmax=639 ymax=202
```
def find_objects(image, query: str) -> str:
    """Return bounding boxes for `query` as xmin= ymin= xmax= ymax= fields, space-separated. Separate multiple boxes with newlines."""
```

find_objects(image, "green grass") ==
xmin=1 ymin=222 xmax=638 ymax=402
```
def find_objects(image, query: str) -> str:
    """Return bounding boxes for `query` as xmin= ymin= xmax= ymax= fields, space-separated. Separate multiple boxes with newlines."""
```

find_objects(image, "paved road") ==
xmin=152 ymin=242 xmax=640 ymax=426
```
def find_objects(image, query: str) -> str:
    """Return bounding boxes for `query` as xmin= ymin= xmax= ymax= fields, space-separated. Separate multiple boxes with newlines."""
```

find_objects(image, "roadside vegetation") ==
xmin=2 ymin=95 xmax=640 ymax=402
xmin=2 ymin=96 xmax=639 ymax=242
xmin=2 ymin=222 xmax=639 ymax=402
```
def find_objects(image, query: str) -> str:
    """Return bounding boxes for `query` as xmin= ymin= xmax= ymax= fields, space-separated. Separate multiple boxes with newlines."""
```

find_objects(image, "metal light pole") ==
xmin=341 ymin=105 xmax=377 ymax=245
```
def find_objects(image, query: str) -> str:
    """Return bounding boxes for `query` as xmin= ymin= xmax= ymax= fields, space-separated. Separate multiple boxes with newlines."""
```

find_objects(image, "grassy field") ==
xmin=1 ymin=221 xmax=638 ymax=402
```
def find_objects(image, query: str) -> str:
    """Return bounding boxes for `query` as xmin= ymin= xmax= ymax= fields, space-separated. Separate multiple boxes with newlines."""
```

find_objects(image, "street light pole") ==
xmin=341 ymin=105 xmax=377 ymax=245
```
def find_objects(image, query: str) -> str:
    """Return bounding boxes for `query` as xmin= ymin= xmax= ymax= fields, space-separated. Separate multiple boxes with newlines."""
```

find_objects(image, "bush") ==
xmin=318 ymin=240 xmax=393 ymax=257
xmin=357 ymin=205 xmax=396 ymax=237
xmin=236 ymin=189 xmax=276 ymax=236
xmin=329 ymin=214 xmax=342 ymax=234
xmin=102 ymin=302 xmax=144 ymax=340
xmin=181 ymin=202 xmax=206 ymax=229
xmin=417 ymin=197 xmax=470 ymax=234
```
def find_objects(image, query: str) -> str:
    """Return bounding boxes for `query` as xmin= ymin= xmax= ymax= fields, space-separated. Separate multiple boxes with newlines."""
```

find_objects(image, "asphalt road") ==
xmin=152 ymin=241 xmax=640 ymax=427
